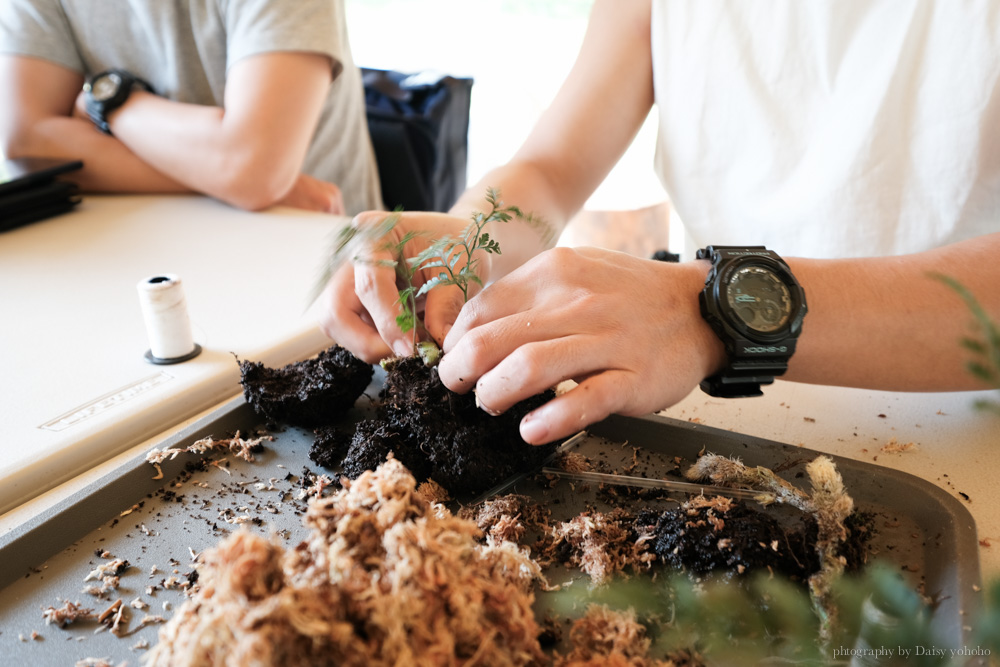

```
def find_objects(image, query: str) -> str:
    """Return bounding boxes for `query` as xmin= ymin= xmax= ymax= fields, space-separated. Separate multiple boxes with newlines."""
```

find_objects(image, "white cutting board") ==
xmin=0 ymin=195 xmax=345 ymax=514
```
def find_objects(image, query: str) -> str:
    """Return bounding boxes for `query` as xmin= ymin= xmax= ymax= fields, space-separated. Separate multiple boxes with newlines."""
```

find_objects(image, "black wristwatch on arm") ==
xmin=696 ymin=245 xmax=807 ymax=398
xmin=83 ymin=69 xmax=154 ymax=135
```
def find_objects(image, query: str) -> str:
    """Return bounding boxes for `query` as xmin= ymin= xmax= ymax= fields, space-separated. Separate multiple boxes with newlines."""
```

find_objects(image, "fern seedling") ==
xmin=930 ymin=272 xmax=1000 ymax=415
xmin=411 ymin=187 xmax=528 ymax=304
xmin=310 ymin=188 xmax=539 ymax=362
xmin=308 ymin=210 xmax=403 ymax=308
xmin=389 ymin=187 xmax=533 ymax=358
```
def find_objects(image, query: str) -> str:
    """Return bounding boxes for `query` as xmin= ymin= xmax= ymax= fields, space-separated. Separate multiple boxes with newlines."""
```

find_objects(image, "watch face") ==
xmin=725 ymin=265 xmax=793 ymax=334
xmin=90 ymin=72 xmax=122 ymax=102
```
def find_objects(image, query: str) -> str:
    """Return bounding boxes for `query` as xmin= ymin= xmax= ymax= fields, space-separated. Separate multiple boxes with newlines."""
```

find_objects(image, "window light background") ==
xmin=346 ymin=0 xmax=673 ymax=253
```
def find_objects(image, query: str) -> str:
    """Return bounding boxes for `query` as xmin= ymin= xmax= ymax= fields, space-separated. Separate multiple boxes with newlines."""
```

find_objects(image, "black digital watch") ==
xmin=697 ymin=245 xmax=807 ymax=398
xmin=83 ymin=69 xmax=154 ymax=135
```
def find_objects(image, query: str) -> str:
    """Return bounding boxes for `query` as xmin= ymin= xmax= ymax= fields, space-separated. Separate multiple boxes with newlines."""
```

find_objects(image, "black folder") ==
xmin=0 ymin=157 xmax=83 ymax=232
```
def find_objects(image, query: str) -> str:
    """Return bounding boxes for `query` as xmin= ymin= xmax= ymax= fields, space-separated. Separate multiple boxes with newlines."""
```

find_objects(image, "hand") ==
xmin=316 ymin=210 xmax=489 ymax=362
xmin=437 ymin=246 xmax=727 ymax=444
xmin=279 ymin=173 xmax=344 ymax=215
xmin=73 ymin=89 xmax=89 ymax=120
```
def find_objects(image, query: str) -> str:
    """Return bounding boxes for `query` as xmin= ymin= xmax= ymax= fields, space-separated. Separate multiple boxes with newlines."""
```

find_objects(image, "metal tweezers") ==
xmin=472 ymin=431 xmax=761 ymax=504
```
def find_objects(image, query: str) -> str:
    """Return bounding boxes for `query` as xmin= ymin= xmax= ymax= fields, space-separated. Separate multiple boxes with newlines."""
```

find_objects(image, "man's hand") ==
xmin=436 ymin=247 xmax=725 ymax=445
xmin=279 ymin=173 xmax=344 ymax=215
xmin=72 ymin=88 xmax=88 ymax=120
xmin=316 ymin=210 xmax=487 ymax=363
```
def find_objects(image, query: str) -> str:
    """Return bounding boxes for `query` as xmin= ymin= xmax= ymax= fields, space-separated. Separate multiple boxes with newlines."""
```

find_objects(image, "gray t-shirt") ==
xmin=0 ymin=0 xmax=382 ymax=215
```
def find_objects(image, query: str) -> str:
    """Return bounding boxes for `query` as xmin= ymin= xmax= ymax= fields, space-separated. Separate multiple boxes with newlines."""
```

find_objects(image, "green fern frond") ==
xmin=930 ymin=272 xmax=1000 ymax=413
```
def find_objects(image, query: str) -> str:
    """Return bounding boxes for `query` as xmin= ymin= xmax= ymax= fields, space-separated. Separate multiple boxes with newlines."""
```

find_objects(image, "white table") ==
xmin=0 ymin=195 xmax=342 ymax=516
xmin=3 ymin=195 xmax=997 ymax=583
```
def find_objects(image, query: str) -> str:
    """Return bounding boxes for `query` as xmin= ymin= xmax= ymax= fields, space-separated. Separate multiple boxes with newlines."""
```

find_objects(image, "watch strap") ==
xmin=700 ymin=353 xmax=793 ymax=398
xmin=84 ymin=70 xmax=153 ymax=135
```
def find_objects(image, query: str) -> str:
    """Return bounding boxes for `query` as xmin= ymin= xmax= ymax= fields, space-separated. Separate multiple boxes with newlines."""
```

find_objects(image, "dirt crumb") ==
xmin=42 ymin=601 xmax=96 ymax=628
xmin=880 ymin=438 xmax=916 ymax=454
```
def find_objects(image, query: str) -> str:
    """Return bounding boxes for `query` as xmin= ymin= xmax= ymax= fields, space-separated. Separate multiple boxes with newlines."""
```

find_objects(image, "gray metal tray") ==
xmin=500 ymin=415 xmax=985 ymax=659
xmin=0 ymin=383 xmax=982 ymax=665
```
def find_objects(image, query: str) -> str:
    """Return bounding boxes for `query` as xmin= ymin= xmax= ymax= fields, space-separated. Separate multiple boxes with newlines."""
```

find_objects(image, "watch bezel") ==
xmin=709 ymin=254 xmax=806 ymax=345
xmin=87 ymin=71 xmax=123 ymax=102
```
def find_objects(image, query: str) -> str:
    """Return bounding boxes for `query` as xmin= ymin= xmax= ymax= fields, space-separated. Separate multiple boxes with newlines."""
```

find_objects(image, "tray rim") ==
xmin=0 ymin=395 xmax=251 ymax=591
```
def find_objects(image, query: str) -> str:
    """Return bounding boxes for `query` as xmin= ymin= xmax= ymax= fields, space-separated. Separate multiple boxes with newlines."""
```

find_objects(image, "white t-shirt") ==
xmin=651 ymin=0 xmax=1000 ymax=259
xmin=0 ymin=0 xmax=382 ymax=215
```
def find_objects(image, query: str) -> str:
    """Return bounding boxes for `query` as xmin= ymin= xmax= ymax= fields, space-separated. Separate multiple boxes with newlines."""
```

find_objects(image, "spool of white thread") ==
xmin=136 ymin=274 xmax=202 ymax=364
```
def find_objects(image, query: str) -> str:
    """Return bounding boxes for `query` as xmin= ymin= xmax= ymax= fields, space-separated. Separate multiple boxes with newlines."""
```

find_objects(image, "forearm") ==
xmin=105 ymin=52 xmax=332 ymax=211
xmin=448 ymin=0 xmax=654 ymax=283
xmin=108 ymin=93 xmax=291 ymax=210
xmin=4 ymin=106 xmax=187 ymax=194
xmin=2 ymin=51 xmax=329 ymax=209
xmin=786 ymin=234 xmax=1000 ymax=391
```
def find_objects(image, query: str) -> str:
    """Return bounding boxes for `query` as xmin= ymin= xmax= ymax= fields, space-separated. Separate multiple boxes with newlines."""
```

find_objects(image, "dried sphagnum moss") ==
xmin=555 ymin=605 xmax=689 ymax=667
xmin=144 ymin=458 xmax=548 ymax=667
xmin=546 ymin=510 xmax=655 ymax=586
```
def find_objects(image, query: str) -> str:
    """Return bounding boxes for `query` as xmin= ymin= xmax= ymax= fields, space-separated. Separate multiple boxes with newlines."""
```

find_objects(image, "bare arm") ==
xmin=104 ymin=51 xmax=334 ymax=211
xmin=787 ymin=233 xmax=1000 ymax=391
xmin=448 ymin=0 xmax=655 ymax=279
xmin=319 ymin=0 xmax=656 ymax=359
xmin=436 ymin=234 xmax=1000 ymax=445
xmin=1 ymin=51 xmax=338 ymax=211
xmin=0 ymin=54 xmax=187 ymax=193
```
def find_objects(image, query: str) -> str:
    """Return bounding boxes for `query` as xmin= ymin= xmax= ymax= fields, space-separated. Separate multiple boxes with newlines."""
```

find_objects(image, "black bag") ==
xmin=362 ymin=68 xmax=473 ymax=213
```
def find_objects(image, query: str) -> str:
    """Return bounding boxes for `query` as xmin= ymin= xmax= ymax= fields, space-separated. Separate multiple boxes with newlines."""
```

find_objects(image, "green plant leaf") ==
xmin=967 ymin=361 xmax=998 ymax=383
xmin=930 ymin=272 xmax=1000 ymax=399
xmin=416 ymin=273 xmax=449 ymax=298
xmin=419 ymin=259 xmax=448 ymax=271
xmin=972 ymin=398 xmax=1000 ymax=416
xmin=347 ymin=188 xmax=537 ymax=355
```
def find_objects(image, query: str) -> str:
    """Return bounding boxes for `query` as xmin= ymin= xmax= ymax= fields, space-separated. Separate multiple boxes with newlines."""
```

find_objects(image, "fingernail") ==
xmin=475 ymin=392 xmax=502 ymax=416
xmin=393 ymin=340 xmax=412 ymax=357
xmin=521 ymin=411 xmax=550 ymax=444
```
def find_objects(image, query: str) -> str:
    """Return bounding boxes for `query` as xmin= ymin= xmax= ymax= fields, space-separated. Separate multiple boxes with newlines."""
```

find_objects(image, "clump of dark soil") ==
xmin=338 ymin=420 xmax=403 ymax=480
xmin=311 ymin=355 xmax=558 ymax=497
xmin=636 ymin=502 xmax=817 ymax=582
xmin=635 ymin=499 xmax=874 ymax=583
xmin=837 ymin=510 xmax=877 ymax=572
xmin=466 ymin=490 xmax=875 ymax=586
xmin=308 ymin=425 xmax=355 ymax=470
xmin=238 ymin=345 xmax=373 ymax=428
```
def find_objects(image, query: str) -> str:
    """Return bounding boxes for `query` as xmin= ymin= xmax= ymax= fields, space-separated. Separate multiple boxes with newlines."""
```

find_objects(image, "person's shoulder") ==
xmin=0 ymin=0 xmax=84 ymax=72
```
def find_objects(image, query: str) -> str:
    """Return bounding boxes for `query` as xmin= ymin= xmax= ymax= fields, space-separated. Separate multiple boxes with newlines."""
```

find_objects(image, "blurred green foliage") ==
xmin=543 ymin=563 xmax=999 ymax=664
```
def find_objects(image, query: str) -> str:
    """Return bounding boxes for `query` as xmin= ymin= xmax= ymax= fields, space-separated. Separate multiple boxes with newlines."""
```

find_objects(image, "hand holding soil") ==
xmin=438 ymin=246 xmax=727 ymax=444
